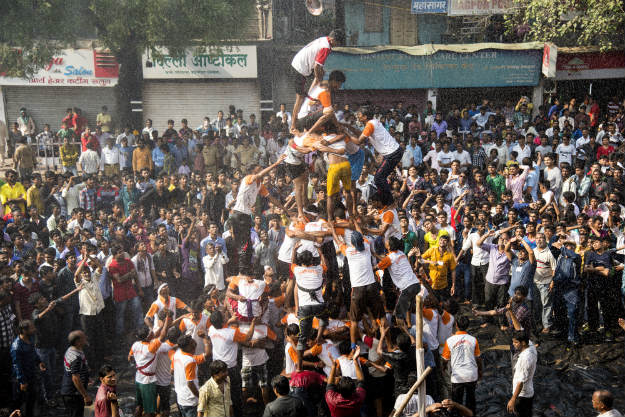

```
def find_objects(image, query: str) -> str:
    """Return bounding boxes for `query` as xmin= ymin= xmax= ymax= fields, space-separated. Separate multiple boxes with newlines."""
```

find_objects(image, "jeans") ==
xmin=514 ymin=396 xmax=533 ymax=417
xmin=451 ymin=381 xmax=477 ymax=416
xmin=115 ymin=296 xmax=144 ymax=336
xmin=297 ymin=304 xmax=328 ymax=350
xmin=394 ymin=283 xmax=421 ymax=320
xmin=484 ymin=281 xmax=509 ymax=326
xmin=456 ymin=263 xmax=471 ymax=300
xmin=63 ymin=166 xmax=78 ymax=175
xmin=228 ymin=366 xmax=242 ymax=417
xmin=587 ymin=275 xmax=622 ymax=332
xmin=80 ymin=313 xmax=104 ymax=369
xmin=36 ymin=347 xmax=56 ymax=401
xmin=178 ymin=405 xmax=196 ymax=417
xmin=62 ymin=395 xmax=85 ymax=417
xmin=15 ymin=377 xmax=41 ymax=417
xmin=471 ymin=264 xmax=488 ymax=306
xmin=553 ymin=288 xmax=579 ymax=341
xmin=533 ymin=282 xmax=553 ymax=329
xmin=374 ymin=146 xmax=403 ymax=202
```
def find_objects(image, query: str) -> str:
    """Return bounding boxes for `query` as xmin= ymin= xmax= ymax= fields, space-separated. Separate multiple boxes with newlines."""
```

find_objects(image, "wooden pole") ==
xmin=392 ymin=366 xmax=432 ymax=417
xmin=415 ymin=295 xmax=426 ymax=417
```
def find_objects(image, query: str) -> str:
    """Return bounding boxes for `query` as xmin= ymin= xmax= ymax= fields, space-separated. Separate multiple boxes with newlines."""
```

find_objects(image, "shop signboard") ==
xmin=142 ymin=46 xmax=257 ymax=79
xmin=555 ymin=51 xmax=625 ymax=80
xmin=411 ymin=0 xmax=447 ymax=14
xmin=0 ymin=49 xmax=118 ymax=87
xmin=326 ymin=49 xmax=542 ymax=89
xmin=448 ymin=0 xmax=515 ymax=15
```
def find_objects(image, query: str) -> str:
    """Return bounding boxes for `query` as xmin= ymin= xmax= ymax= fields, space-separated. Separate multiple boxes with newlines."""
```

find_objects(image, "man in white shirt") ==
xmin=78 ymin=143 xmax=100 ymax=175
xmin=202 ymin=243 xmax=229 ymax=290
xmin=452 ymin=142 xmax=471 ymax=171
xmin=276 ymin=103 xmax=292 ymax=126
xmin=512 ymin=136 xmax=532 ymax=164
xmin=116 ymin=125 xmax=136 ymax=146
xmin=576 ymin=128 xmax=592 ymax=148
xmin=441 ymin=316 xmax=482 ymax=415
xmin=456 ymin=221 xmax=491 ymax=306
xmin=100 ymin=138 xmax=121 ymax=177
xmin=592 ymin=390 xmax=623 ymax=417
xmin=543 ymin=154 xmax=562 ymax=199
xmin=290 ymin=30 xmax=344 ymax=132
xmin=507 ymin=331 xmax=536 ymax=417
xmin=555 ymin=134 xmax=576 ymax=166
xmin=558 ymin=109 xmax=575 ymax=130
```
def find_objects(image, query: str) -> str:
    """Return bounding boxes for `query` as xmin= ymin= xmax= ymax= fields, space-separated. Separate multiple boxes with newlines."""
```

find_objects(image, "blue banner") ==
xmin=411 ymin=0 xmax=447 ymax=13
xmin=326 ymin=49 xmax=542 ymax=89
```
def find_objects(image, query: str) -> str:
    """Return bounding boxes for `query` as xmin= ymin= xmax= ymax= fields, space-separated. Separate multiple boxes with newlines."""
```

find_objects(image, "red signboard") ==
xmin=556 ymin=51 xmax=625 ymax=71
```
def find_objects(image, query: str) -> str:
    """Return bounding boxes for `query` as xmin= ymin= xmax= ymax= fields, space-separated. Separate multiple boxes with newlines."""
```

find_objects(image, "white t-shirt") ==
xmin=462 ymin=232 xmax=491 ymax=266
xmin=291 ymin=36 xmax=332 ymax=76
xmin=298 ymin=85 xmax=331 ymax=119
xmin=423 ymin=149 xmax=440 ymax=172
xmin=130 ymin=339 xmax=161 ymax=384
xmin=240 ymin=324 xmax=275 ymax=367
xmin=155 ymin=341 xmax=175 ymax=386
xmin=380 ymin=208 xmax=402 ymax=241
xmin=293 ymin=264 xmax=325 ymax=306
xmin=340 ymin=241 xmax=376 ymax=288
xmin=233 ymin=175 xmax=269 ymax=215
xmin=555 ymin=143 xmax=576 ymax=165
xmin=437 ymin=151 xmax=454 ymax=167
xmin=208 ymin=326 xmax=244 ymax=368
xmin=236 ymin=278 xmax=266 ymax=318
xmin=512 ymin=344 xmax=537 ymax=398
xmin=278 ymin=221 xmax=305 ymax=263
xmin=453 ymin=150 xmax=471 ymax=166
xmin=172 ymin=349 xmax=201 ymax=406
xmin=378 ymin=251 xmax=418 ymax=291
xmin=441 ymin=332 xmax=480 ymax=383
xmin=362 ymin=119 xmax=400 ymax=156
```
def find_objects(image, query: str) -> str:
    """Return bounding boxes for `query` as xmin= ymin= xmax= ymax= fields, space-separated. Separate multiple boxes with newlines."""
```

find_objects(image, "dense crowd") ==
xmin=2 ymin=37 xmax=625 ymax=417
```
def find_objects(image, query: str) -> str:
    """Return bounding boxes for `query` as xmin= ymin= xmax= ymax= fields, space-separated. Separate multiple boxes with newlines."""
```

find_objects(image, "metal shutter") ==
xmin=142 ymin=80 xmax=260 ymax=133
xmin=3 ymin=86 xmax=117 ymax=132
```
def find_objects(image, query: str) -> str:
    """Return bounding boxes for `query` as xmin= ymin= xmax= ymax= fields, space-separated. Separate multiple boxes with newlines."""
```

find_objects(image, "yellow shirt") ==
xmin=0 ymin=182 xmax=26 ymax=214
xmin=197 ymin=377 xmax=231 ymax=417
xmin=26 ymin=185 xmax=44 ymax=213
xmin=424 ymin=229 xmax=449 ymax=249
xmin=422 ymin=246 xmax=457 ymax=290
xmin=96 ymin=113 xmax=112 ymax=132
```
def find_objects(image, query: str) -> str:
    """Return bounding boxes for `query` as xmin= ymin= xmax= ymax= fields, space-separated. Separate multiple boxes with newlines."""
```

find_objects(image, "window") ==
xmin=364 ymin=4 xmax=383 ymax=33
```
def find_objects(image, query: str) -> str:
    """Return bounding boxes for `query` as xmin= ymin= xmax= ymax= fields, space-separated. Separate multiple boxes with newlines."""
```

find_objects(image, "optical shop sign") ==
xmin=327 ymin=49 xmax=542 ymax=89
xmin=0 ymin=49 xmax=119 ymax=87
xmin=142 ymin=46 xmax=257 ymax=79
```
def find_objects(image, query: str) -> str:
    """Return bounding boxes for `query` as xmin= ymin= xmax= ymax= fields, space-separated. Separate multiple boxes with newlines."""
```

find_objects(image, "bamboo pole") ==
xmin=392 ymin=366 xmax=433 ymax=417
xmin=415 ymin=295 xmax=426 ymax=417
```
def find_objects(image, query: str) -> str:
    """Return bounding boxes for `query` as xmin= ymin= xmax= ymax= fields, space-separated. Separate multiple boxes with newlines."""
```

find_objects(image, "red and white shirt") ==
xmin=291 ymin=36 xmax=332 ymax=76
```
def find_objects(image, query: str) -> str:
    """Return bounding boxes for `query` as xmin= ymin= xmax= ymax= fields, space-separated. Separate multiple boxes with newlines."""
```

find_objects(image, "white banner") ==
xmin=448 ymin=0 xmax=515 ymax=15
xmin=142 ymin=46 xmax=257 ymax=79
xmin=0 ymin=49 xmax=118 ymax=87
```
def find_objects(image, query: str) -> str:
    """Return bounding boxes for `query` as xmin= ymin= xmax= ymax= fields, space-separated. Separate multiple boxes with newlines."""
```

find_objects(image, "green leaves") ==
xmin=0 ymin=0 xmax=256 ymax=77
xmin=505 ymin=0 xmax=625 ymax=50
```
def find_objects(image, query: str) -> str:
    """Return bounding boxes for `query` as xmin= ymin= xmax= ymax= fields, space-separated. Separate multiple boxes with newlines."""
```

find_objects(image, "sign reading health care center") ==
xmin=326 ymin=49 xmax=542 ymax=89
xmin=142 ymin=46 xmax=257 ymax=79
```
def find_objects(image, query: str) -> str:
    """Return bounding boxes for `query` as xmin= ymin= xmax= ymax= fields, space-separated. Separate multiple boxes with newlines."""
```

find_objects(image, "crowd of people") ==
xmin=2 ymin=32 xmax=625 ymax=417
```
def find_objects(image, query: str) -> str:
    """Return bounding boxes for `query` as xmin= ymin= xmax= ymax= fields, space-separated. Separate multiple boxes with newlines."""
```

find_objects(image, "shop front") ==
xmin=324 ymin=43 xmax=543 ymax=114
xmin=0 ymin=49 xmax=119 ymax=132
xmin=141 ymin=46 xmax=260 ymax=133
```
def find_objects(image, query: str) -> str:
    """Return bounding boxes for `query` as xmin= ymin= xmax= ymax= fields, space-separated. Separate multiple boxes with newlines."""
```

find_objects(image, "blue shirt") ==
xmin=11 ymin=336 xmax=42 ymax=384
xmin=524 ymin=169 xmax=539 ymax=201
xmin=509 ymin=257 xmax=536 ymax=300
xmin=152 ymin=147 xmax=165 ymax=167
xmin=406 ymin=144 xmax=423 ymax=166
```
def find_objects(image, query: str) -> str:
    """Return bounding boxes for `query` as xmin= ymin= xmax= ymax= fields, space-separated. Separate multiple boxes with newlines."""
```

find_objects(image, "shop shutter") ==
xmin=142 ymin=80 xmax=260 ymax=134
xmin=3 ymin=86 xmax=117 ymax=132
xmin=390 ymin=0 xmax=418 ymax=46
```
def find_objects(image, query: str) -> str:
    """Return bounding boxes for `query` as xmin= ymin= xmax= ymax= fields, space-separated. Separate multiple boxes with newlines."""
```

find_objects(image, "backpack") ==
xmin=553 ymin=247 xmax=581 ymax=289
